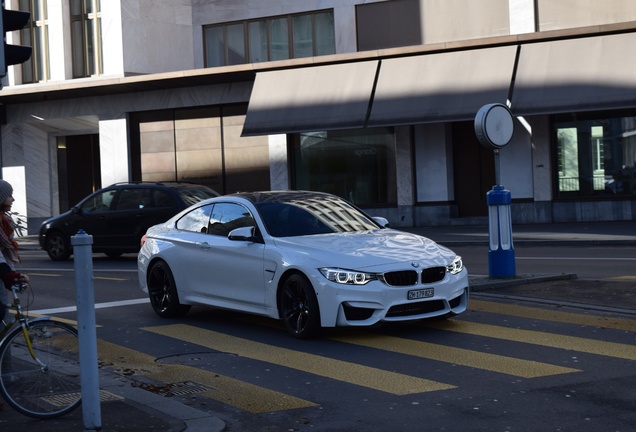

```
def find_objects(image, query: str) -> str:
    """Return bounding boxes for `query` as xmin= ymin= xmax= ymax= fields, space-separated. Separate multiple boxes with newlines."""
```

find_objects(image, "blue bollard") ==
xmin=487 ymin=185 xmax=516 ymax=278
xmin=72 ymin=230 xmax=102 ymax=432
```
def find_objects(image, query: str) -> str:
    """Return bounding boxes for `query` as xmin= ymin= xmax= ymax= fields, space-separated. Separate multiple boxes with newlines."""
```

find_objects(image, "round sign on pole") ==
xmin=474 ymin=103 xmax=514 ymax=149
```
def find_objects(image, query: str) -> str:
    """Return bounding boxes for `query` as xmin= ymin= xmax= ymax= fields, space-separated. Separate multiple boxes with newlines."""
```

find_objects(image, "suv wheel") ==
xmin=46 ymin=232 xmax=71 ymax=261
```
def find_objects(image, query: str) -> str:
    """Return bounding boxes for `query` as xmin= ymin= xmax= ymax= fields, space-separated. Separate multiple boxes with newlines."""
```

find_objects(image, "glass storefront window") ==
xmin=291 ymin=128 xmax=397 ymax=207
xmin=130 ymin=106 xmax=270 ymax=196
xmin=555 ymin=112 xmax=636 ymax=197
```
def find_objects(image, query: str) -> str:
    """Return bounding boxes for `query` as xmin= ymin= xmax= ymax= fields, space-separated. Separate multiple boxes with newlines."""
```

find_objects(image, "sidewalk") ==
xmin=401 ymin=220 xmax=636 ymax=247
xmin=405 ymin=220 xmax=636 ymax=305
xmin=3 ymin=220 xmax=636 ymax=431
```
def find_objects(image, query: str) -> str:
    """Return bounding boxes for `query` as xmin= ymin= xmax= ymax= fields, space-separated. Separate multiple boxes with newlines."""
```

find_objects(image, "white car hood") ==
xmin=271 ymin=229 xmax=457 ymax=270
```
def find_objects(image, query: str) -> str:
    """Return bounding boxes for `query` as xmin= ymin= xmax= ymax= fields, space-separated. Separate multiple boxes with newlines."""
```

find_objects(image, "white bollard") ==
xmin=72 ymin=230 xmax=102 ymax=431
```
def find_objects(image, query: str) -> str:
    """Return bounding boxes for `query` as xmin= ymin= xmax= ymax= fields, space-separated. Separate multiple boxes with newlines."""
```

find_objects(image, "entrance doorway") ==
xmin=57 ymin=135 xmax=101 ymax=212
xmin=452 ymin=121 xmax=496 ymax=218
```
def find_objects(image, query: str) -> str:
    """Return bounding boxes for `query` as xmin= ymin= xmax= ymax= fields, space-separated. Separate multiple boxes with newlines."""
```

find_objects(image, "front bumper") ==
xmin=313 ymin=270 xmax=469 ymax=327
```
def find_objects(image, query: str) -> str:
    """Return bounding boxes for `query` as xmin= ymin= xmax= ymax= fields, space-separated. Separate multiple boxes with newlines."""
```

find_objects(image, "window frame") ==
xmin=70 ymin=0 xmax=103 ymax=78
xmin=203 ymin=9 xmax=335 ymax=68
xmin=20 ymin=0 xmax=49 ymax=83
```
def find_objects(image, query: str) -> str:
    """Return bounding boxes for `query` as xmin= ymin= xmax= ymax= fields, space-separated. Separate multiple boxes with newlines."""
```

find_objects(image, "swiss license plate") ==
xmin=408 ymin=288 xmax=434 ymax=300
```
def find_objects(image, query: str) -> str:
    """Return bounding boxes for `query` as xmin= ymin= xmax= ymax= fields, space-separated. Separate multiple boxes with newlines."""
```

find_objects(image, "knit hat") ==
xmin=0 ymin=180 xmax=13 ymax=204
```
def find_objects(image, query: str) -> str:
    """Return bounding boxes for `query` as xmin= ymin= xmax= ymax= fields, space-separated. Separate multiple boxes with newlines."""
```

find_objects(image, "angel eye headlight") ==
xmin=447 ymin=256 xmax=464 ymax=275
xmin=319 ymin=268 xmax=376 ymax=285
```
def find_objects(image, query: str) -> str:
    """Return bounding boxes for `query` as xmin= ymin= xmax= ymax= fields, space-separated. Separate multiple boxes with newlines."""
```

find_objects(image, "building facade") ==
xmin=1 ymin=0 xmax=636 ymax=234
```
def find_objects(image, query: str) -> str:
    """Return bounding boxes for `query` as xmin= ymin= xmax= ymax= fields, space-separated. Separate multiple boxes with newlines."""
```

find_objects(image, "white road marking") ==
xmin=31 ymin=298 xmax=149 ymax=315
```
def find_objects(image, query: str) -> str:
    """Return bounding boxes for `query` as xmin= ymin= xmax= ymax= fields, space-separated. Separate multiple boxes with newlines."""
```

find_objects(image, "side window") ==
xmin=176 ymin=204 xmax=214 ymax=233
xmin=114 ymin=189 xmax=144 ymax=210
xmin=79 ymin=190 xmax=116 ymax=213
xmin=153 ymin=190 xmax=175 ymax=207
xmin=207 ymin=203 xmax=255 ymax=237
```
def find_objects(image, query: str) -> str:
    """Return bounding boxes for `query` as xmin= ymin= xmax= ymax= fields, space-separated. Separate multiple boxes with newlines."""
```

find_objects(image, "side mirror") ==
xmin=228 ymin=226 xmax=257 ymax=242
xmin=72 ymin=207 xmax=80 ymax=215
xmin=372 ymin=216 xmax=389 ymax=228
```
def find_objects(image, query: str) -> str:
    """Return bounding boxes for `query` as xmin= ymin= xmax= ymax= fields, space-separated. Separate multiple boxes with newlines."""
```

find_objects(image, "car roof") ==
xmin=228 ymin=190 xmax=337 ymax=204
xmin=107 ymin=181 xmax=211 ymax=190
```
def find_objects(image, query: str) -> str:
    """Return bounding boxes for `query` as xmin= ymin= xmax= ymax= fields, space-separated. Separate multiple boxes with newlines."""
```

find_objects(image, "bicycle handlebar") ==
xmin=11 ymin=281 xmax=29 ymax=295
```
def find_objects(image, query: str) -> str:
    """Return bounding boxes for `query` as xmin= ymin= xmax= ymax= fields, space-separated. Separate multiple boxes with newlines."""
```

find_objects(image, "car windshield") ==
xmin=256 ymin=196 xmax=380 ymax=237
xmin=177 ymin=187 xmax=219 ymax=206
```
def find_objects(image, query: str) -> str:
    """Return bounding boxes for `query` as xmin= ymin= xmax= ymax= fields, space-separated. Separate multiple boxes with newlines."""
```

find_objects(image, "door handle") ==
xmin=198 ymin=242 xmax=211 ymax=250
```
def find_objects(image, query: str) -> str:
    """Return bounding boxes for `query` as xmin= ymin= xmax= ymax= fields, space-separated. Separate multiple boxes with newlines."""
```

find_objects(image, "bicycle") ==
xmin=0 ymin=282 xmax=81 ymax=418
xmin=7 ymin=211 xmax=27 ymax=237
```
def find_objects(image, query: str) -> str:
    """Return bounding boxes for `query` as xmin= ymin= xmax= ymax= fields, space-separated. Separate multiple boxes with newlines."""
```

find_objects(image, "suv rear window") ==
xmin=177 ymin=187 xmax=219 ymax=206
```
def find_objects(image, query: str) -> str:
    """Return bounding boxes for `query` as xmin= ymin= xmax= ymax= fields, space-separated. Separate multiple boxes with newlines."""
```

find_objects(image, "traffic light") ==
xmin=0 ymin=1 xmax=31 ymax=78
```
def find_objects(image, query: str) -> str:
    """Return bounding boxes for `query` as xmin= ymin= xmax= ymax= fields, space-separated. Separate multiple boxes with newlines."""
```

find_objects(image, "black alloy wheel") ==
xmin=147 ymin=261 xmax=191 ymax=318
xmin=279 ymin=273 xmax=321 ymax=339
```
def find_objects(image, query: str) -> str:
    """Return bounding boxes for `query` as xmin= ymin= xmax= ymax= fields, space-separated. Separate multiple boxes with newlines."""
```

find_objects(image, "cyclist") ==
xmin=0 ymin=179 xmax=29 ymax=326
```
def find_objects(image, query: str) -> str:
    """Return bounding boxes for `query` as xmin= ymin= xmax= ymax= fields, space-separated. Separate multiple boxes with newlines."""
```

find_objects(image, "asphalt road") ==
xmin=3 ymin=240 xmax=636 ymax=431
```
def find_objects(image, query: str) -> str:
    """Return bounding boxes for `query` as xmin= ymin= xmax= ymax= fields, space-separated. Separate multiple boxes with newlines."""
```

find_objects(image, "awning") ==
xmin=367 ymin=45 xmax=518 ymax=127
xmin=511 ymin=33 xmax=636 ymax=115
xmin=242 ymin=61 xmax=379 ymax=136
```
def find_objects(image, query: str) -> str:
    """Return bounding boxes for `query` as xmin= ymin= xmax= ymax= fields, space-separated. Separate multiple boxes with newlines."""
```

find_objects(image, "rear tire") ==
xmin=46 ymin=232 xmax=71 ymax=261
xmin=147 ymin=261 xmax=191 ymax=318
xmin=279 ymin=274 xmax=321 ymax=339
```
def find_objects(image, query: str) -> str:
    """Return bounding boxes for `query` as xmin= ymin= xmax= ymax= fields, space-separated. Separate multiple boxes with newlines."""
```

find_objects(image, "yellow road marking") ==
xmin=27 ymin=273 xmax=62 ymax=277
xmin=471 ymin=299 xmax=636 ymax=332
xmin=425 ymin=320 xmax=636 ymax=360
xmin=329 ymin=332 xmax=579 ymax=378
xmin=7 ymin=310 xmax=79 ymax=326
xmin=143 ymin=324 xmax=455 ymax=395
xmin=97 ymin=340 xmax=316 ymax=413
xmin=94 ymin=276 xmax=128 ymax=281
xmin=45 ymin=316 xmax=80 ymax=326
xmin=607 ymin=275 xmax=636 ymax=281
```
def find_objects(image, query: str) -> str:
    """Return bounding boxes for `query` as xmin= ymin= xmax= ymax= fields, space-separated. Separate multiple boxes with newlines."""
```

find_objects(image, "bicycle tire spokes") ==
xmin=0 ymin=320 xmax=81 ymax=419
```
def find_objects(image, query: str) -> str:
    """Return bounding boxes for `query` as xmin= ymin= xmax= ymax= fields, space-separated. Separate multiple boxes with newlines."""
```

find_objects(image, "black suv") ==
xmin=38 ymin=182 xmax=219 ymax=260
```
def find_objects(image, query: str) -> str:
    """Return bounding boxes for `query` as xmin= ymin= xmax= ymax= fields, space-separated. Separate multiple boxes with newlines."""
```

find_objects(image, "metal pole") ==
xmin=72 ymin=230 xmax=102 ymax=431
xmin=493 ymin=148 xmax=500 ymax=185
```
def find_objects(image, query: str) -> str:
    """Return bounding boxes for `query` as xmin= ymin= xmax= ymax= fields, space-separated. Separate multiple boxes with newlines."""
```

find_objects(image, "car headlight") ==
xmin=446 ymin=256 xmax=464 ymax=275
xmin=319 ymin=267 xmax=377 ymax=285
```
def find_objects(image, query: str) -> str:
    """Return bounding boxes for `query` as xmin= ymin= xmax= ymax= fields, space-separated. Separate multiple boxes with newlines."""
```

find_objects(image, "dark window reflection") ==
xmin=290 ymin=128 xmax=397 ymax=207
xmin=555 ymin=112 xmax=636 ymax=197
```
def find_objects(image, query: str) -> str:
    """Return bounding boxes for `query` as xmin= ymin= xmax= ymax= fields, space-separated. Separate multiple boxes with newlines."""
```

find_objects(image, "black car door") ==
xmin=107 ymin=187 xmax=178 ymax=250
xmin=74 ymin=189 xmax=118 ymax=247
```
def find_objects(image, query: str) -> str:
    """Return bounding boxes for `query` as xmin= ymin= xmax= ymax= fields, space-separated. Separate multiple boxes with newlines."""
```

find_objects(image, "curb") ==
xmin=469 ymin=273 xmax=577 ymax=291
xmin=99 ymin=365 xmax=227 ymax=432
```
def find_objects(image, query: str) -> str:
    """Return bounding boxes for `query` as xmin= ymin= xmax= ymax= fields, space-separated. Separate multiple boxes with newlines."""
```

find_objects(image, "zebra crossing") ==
xmin=96 ymin=298 xmax=636 ymax=414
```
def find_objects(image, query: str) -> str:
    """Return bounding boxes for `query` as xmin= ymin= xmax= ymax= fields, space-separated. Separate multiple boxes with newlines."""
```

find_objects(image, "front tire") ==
xmin=279 ymin=274 xmax=321 ymax=339
xmin=46 ymin=231 xmax=71 ymax=261
xmin=147 ymin=261 xmax=191 ymax=318
xmin=0 ymin=320 xmax=81 ymax=419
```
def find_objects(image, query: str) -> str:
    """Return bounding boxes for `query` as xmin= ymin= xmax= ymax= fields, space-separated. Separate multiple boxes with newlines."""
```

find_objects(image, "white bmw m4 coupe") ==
xmin=138 ymin=190 xmax=468 ymax=338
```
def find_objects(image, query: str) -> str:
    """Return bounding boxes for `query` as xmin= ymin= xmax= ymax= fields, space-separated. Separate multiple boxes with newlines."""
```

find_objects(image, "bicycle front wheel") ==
xmin=0 ymin=319 xmax=81 ymax=419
